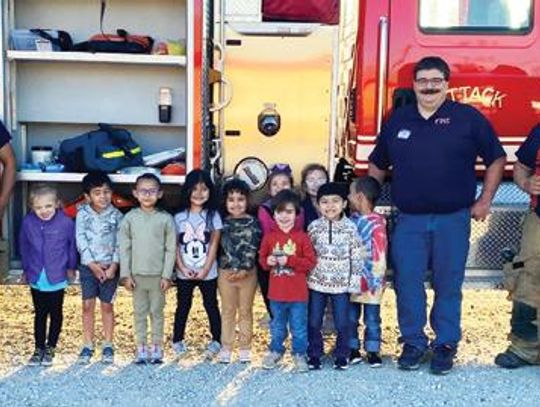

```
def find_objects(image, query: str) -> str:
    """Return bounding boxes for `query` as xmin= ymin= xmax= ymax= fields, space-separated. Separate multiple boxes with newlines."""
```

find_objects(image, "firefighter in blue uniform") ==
xmin=369 ymin=56 xmax=506 ymax=374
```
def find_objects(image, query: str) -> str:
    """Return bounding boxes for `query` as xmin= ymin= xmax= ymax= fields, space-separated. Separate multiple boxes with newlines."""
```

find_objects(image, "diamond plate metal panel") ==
xmin=225 ymin=0 xmax=261 ymax=21
xmin=467 ymin=208 xmax=527 ymax=270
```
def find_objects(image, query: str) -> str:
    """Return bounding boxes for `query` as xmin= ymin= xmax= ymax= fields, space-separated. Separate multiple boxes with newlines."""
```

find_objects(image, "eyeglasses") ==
xmin=414 ymin=77 xmax=446 ymax=87
xmin=136 ymin=188 xmax=160 ymax=197
xmin=269 ymin=163 xmax=292 ymax=176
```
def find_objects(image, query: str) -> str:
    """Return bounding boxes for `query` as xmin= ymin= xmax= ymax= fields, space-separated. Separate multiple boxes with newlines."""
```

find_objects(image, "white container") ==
xmin=31 ymin=146 xmax=53 ymax=165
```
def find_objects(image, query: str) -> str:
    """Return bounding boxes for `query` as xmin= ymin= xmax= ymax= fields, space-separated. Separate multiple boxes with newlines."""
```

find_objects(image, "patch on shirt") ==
xmin=397 ymin=129 xmax=411 ymax=139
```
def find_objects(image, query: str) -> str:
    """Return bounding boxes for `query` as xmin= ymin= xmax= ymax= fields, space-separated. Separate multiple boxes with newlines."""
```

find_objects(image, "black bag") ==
xmin=58 ymin=124 xmax=143 ymax=173
xmin=73 ymin=29 xmax=153 ymax=54
xmin=73 ymin=0 xmax=153 ymax=54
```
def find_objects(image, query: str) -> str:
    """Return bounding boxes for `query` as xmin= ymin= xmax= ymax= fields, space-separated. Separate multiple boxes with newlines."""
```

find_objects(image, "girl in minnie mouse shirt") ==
xmin=172 ymin=169 xmax=223 ymax=360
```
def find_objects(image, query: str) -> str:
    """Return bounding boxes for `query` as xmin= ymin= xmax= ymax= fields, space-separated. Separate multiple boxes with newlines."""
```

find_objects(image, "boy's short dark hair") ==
xmin=271 ymin=189 xmax=301 ymax=215
xmin=135 ymin=172 xmax=162 ymax=188
xmin=82 ymin=171 xmax=113 ymax=194
xmin=414 ymin=56 xmax=450 ymax=81
xmin=351 ymin=176 xmax=382 ymax=206
xmin=222 ymin=178 xmax=251 ymax=198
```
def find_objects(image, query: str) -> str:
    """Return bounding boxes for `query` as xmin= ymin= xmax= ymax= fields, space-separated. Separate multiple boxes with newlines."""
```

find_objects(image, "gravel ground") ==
xmin=0 ymin=286 xmax=538 ymax=406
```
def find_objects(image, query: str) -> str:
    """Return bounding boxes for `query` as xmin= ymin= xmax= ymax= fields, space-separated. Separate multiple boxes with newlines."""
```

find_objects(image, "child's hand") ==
xmin=267 ymin=256 xmax=277 ymax=267
xmin=122 ymin=276 xmax=136 ymax=291
xmin=276 ymin=255 xmax=288 ymax=266
xmin=89 ymin=262 xmax=106 ymax=283
xmin=160 ymin=278 xmax=171 ymax=292
xmin=179 ymin=266 xmax=196 ymax=279
xmin=67 ymin=269 xmax=76 ymax=282
xmin=194 ymin=268 xmax=209 ymax=280
xmin=233 ymin=270 xmax=248 ymax=281
xmin=104 ymin=263 xmax=118 ymax=280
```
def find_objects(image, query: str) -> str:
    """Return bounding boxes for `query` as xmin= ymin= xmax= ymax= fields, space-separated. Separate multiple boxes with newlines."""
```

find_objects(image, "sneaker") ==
xmin=430 ymin=345 xmax=457 ymax=375
xmin=41 ymin=347 xmax=55 ymax=367
xmin=28 ymin=349 xmax=43 ymax=366
xmin=307 ymin=357 xmax=321 ymax=370
xmin=101 ymin=346 xmax=114 ymax=364
xmin=150 ymin=344 xmax=164 ymax=364
xmin=78 ymin=346 xmax=94 ymax=365
xmin=333 ymin=357 xmax=349 ymax=370
xmin=367 ymin=352 xmax=382 ymax=368
xmin=398 ymin=344 xmax=426 ymax=370
xmin=218 ymin=348 xmax=232 ymax=364
xmin=349 ymin=349 xmax=363 ymax=365
xmin=495 ymin=350 xmax=531 ymax=369
xmin=238 ymin=349 xmax=251 ymax=363
xmin=172 ymin=341 xmax=188 ymax=360
xmin=204 ymin=341 xmax=221 ymax=360
xmin=293 ymin=355 xmax=309 ymax=373
xmin=134 ymin=345 xmax=148 ymax=365
xmin=262 ymin=351 xmax=282 ymax=369
xmin=258 ymin=314 xmax=271 ymax=329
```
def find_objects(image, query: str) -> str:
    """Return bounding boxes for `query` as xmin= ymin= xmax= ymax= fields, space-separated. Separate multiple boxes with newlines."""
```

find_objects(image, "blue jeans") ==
xmin=348 ymin=303 xmax=381 ymax=352
xmin=308 ymin=290 xmax=350 ymax=359
xmin=392 ymin=209 xmax=470 ymax=350
xmin=269 ymin=301 xmax=308 ymax=355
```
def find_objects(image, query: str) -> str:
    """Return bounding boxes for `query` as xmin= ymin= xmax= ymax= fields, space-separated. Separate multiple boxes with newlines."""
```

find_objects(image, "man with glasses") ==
xmin=368 ymin=56 xmax=506 ymax=374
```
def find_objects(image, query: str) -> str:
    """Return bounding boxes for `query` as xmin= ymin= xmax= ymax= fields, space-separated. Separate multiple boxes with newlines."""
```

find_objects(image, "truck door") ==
xmin=216 ymin=19 xmax=337 ymax=183
xmin=386 ymin=0 xmax=539 ymax=166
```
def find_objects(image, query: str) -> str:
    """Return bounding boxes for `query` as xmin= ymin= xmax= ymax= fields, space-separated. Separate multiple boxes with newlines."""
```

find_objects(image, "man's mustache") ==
xmin=420 ymin=89 xmax=441 ymax=95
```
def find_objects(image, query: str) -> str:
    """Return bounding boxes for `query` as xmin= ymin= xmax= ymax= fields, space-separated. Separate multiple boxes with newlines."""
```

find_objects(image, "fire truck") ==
xmin=0 ymin=0 xmax=539 ymax=281
xmin=210 ymin=0 xmax=539 ymax=282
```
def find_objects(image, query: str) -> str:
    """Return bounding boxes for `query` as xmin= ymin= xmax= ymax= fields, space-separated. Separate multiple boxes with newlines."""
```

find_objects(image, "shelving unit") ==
xmin=1 ymin=0 xmax=197 ymax=274
xmin=7 ymin=50 xmax=187 ymax=66
xmin=16 ymin=172 xmax=185 ymax=184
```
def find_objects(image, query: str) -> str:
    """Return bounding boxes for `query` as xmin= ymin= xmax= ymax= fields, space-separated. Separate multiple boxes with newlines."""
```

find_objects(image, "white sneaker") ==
xmin=172 ymin=341 xmax=188 ymax=360
xmin=238 ymin=349 xmax=251 ymax=363
xmin=293 ymin=354 xmax=309 ymax=373
xmin=134 ymin=345 xmax=148 ymax=365
xmin=218 ymin=348 xmax=232 ymax=364
xmin=150 ymin=344 xmax=164 ymax=364
xmin=262 ymin=351 xmax=282 ymax=369
xmin=204 ymin=341 xmax=221 ymax=360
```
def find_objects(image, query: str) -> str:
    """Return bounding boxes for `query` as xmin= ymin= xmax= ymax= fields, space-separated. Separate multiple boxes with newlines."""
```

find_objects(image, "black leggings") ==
xmin=173 ymin=278 xmax=221 ymax=343
xmin=30 ymin=288 xmax=65 ymax=350
xmin=257 ymin=265 xmax=272 ymax=318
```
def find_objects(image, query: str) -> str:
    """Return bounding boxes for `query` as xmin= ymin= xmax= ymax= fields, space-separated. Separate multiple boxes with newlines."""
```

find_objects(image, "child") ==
xmin=300 ymin=163 xmax=328 ymax=230
xmin=19 ymin=184 xmax=77 ymax=366
xmin=257 ymin=163 xmax=304 ymax=318
xmin=217 ymin=178 xmax=262 ymax=363
xmin=172 ymin=169 xmax=223 ymax=360
xmin=259 ymin=189 xmax=316 ymax=373
xmin=307 ymin=182 xmax=363 ymax=370
xmin=76 ymin=171 xmax=123 ymax=364
xmin=348 ymin=176 xmax=387 ymax=367
xmin=119 ymin=173 xmax=176 ymax=364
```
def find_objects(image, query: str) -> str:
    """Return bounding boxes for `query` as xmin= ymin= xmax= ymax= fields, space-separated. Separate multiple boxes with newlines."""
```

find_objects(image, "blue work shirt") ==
xmin=369 ymin=100 xmax=505 ymax=214
xmin=515 ymin=124 xmax=540 ymax=217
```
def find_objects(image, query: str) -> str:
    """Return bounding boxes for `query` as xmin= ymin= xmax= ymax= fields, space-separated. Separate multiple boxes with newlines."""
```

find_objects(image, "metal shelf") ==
xmin=17 ymin=172 xmax=185 ymax=184
xmin=7 ymin=50 xmax=186 ymax=66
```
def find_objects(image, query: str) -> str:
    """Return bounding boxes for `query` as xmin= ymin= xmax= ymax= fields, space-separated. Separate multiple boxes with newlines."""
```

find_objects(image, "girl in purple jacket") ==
xmin=19 ymin=184 xmax=77 ymax=367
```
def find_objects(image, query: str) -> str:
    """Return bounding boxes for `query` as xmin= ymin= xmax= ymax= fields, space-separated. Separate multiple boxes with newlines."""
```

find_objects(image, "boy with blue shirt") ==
xmin=369 ymin=56 xmax=506 ymax=374
xmin=76 ymin=172 xmax=123 ymax=364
